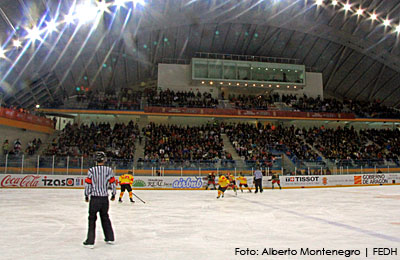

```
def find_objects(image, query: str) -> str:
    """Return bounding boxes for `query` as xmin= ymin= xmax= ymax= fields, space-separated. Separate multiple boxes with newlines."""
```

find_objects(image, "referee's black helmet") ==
xmin=95 ymin=151 xmax=106 ymax=163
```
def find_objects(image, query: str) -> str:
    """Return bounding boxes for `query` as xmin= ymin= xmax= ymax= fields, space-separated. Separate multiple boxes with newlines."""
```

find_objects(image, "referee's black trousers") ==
xmin=86 ymin=196 xmax=114 ymax=244
xmin=255 ymin=179 xmax=263 ymax=193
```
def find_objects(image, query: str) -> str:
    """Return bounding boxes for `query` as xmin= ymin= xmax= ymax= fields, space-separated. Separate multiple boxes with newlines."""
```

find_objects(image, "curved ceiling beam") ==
xmin=133 ymin=14 xmax=400 ymax=74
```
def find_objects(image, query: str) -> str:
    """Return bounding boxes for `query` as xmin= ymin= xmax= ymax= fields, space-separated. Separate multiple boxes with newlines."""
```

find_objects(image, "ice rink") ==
xmin=1 ymin=186 xmax=399 ymax=260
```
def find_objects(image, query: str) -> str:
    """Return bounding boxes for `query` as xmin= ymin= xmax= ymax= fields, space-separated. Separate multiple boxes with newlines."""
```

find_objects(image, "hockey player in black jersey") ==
xmin=269 ymin=172 xmax=282 ymax=189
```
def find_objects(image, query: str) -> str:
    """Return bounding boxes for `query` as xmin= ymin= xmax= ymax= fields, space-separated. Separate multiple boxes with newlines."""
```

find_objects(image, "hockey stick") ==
xmin=132 ymin=192 xmax=146 ymax=204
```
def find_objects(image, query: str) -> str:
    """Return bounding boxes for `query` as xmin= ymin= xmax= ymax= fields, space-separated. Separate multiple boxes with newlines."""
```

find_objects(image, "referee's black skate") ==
xmin=118 ymin=198 xmax=122 ymax=203
xmin=130 ymin=198 xmax=135 ymax=203
xmin=83 ymin=241 xmax=94 ymax=249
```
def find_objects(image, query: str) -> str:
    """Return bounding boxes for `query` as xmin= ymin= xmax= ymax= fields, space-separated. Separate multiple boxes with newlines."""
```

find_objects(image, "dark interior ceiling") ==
xmin=1 ymin=0 xmax=400 ymax=108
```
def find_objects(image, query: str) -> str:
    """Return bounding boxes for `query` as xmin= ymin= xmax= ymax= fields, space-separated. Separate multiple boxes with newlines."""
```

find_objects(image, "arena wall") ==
xmin=158 ymin=64 xmax=324 ymax=100
xmin=157 ymin=64 xmax=219 ymax=98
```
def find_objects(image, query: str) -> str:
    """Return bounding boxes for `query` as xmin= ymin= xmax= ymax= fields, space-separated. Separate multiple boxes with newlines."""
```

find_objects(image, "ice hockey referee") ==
xmin=83 ymin=151 xmax=116 ymax=248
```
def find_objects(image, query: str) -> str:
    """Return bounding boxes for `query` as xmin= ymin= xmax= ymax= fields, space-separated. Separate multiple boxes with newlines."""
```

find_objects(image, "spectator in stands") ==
xmin=147 ymin=89 xmax=218 ymax=108
xmin=142 ymin=122 xmax=224 ymax=167
xmin=2 ymin=140 xmax=9 ymax=155
xmin=43 ymin=121 xmax=139 ymax=166
xmin=229 ymin=94 xmax=272 ymax=110
xmin=14 ymin=139 xmax=22 ymax=154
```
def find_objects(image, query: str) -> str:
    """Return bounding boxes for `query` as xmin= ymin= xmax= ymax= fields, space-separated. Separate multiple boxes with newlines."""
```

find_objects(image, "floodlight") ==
xmin=46 ymin=19 xmax=58 ymax=32
xmin=75 ymin=4 xmax=98 ymax=24
xmin=27 ymin=26 xmax=42 ymax=41
xmin=316 ymin=0 xmax=323 ymax=6
xmin=332 ymin=0 xmax=338 ymax=6
xmin=0 ymin=48 xmax=6 ymax=59
xmin=383 ymin=19 xmax=391 ymax=27
xmin=114 ymin=0 xmax=126 ymax=8
xmin=343 ymin=3 xmax=351 ymax=11
xmin=13 ymin=39 xmax=22 ymax=48
xmin=64 ymin=12 xmax=75 ymax=24
xmin=370 ymin=13 xmax=378 ymax=20
xmin=96 ymin=1 xmax=110 ymax=13
xmin=356 ymin=9 xmax=363 ymax=15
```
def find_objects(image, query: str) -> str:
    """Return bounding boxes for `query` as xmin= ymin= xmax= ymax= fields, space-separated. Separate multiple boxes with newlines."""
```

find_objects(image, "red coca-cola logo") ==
xmin=1 ymin=175 xmax=41 ymax=187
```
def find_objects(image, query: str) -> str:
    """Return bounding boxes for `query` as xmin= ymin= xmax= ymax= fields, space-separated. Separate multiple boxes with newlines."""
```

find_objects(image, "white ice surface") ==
xmin=0 ymin=186 xmax=400 ymax=260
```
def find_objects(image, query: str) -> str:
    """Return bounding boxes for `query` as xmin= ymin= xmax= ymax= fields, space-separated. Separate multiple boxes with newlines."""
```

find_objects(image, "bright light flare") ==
xmin=113 ymin=0 xmax=146 ymax=8
xmin=383 ymin=19 xmax=391 ymax=27
xmin=46 ymin=19 xmax=58 ymax=32
xmin=332 ymin=0 xmax=338 ymax=6
xmin=356 ymin=9 xmax=363 ymax=15
xmin=64 ymin=12 xmax=75 ymax=24
xmin=396 ymin=25 xmax=400 ymax=33
xmin=114 ymin=0 xmax=126 ymax=8
xmin=343 ymin=3 xmax=351 ymax=11
xmin=75 ymin=4 xmax=99 ymax=24
xmin=0 ymin=48 xmax=6 ymax=59
xmin=370 ymin=13 xmax=378 ymax=20
xmin=132 ymin=0 xmax=146 ymax=6
xmin=96 ymin=1 xmax=111 ymax=13
xmin=13 ymin=39 xmax=22 ymax=48
xmin=27 ymin=26 xmax=42 ymax=42
xmin=316 ymin=0 xmax=323 ymax=5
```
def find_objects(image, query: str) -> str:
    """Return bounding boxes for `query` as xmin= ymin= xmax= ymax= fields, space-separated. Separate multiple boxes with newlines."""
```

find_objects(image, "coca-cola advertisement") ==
xmin=0 ymin=174 xmax=86 ymax=188
xmin=0 ymin=174 xmax=41 ymax=188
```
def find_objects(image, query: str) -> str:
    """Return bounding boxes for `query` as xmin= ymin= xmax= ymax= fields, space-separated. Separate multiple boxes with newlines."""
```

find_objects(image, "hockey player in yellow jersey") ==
xmin=216 ymin=175 xmax=230 ymax=199
xmin=237 ymin=172 xmax=252 ymax=193
xmin=119 ymin=171 xmax=134 ymax=203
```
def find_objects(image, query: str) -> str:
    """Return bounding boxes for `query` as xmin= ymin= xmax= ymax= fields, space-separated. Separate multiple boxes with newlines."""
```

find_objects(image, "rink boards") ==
xmin=1 ymin=173 xmax=399 ymax=189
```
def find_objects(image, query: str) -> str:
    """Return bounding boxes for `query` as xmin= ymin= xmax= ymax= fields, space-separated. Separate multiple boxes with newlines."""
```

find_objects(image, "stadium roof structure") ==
xmin=1 ymin=0 xmax=400 ymax=108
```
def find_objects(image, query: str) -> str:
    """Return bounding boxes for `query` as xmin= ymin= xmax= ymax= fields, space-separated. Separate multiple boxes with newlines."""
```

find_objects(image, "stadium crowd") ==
xmin=146 ymin=89 xmax=219 ymax=108
xmin=44 ymin=121 xmax=139 ymax=163
xmin=2 ymin=138 xmax=42 ymax=156
xmin=228 ymin=94 xmax=274 ymax=110
xmin=140 ymin=122 xmax=228 ymax=167
xmin=225 ymin=123 xmax=319 ymax=168
xmin=39 ymin=85 xmax=400 ymax=119
xmin=86 ymin=89 xmax=143 ymax=110
xmin=359 ymin=128 xmax=400 ymax=165
xmin=227 ymin=93 xmax=400 ymax=119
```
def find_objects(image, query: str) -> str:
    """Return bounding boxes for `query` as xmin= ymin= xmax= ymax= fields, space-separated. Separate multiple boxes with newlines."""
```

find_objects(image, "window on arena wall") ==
xmin=223 ymin=63 xmax=236 ymax=80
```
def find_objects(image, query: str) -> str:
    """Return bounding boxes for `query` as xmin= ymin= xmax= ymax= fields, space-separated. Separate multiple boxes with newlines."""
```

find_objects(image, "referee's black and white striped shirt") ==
xmin=84 ymin=165 xmax=116 ymax=197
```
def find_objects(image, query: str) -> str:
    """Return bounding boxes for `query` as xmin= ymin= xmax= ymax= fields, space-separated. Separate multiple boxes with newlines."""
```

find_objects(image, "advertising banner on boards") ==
xmin=1 ymin=174 xmax=398 ymax=189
